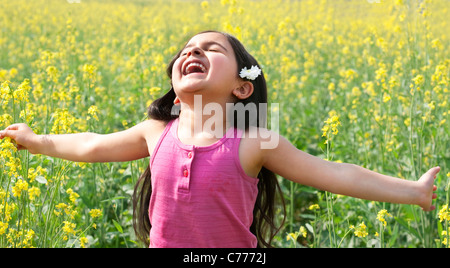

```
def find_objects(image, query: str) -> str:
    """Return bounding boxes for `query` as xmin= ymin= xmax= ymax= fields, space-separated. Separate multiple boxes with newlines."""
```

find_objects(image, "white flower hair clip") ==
xmin=239 ymin=65 xmax=262 ymax=81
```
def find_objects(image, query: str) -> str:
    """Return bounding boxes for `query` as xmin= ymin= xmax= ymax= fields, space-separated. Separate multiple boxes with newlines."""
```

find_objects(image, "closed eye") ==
xmin=180 ymin=41 xmax=228 ymax=57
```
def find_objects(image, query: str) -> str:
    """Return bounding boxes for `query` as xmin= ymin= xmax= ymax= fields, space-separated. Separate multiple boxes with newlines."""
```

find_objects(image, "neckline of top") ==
xmin=169 ymin=118 xmax=239 ymax=151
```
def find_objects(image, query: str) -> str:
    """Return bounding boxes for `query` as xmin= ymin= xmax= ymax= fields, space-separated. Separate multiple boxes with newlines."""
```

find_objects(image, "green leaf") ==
xmin=35 ymin=176 xmax=47 ymax=184
xmin=113 ymin=220 xmax=123 ymax=234
xmin=305 ymin=223 xmax=314 ymax=234
xmin=100 ymin=196 xmax=126 ymax=203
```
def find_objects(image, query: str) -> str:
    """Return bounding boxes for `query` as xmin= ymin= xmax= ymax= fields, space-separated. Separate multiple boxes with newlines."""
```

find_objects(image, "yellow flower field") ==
xmin=0 ymin=0 xmax=449 ymax=247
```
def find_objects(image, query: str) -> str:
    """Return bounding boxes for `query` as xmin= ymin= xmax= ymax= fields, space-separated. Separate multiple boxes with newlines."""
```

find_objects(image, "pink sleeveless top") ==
xmin=149 ymin=118 xmax=259 ymax=248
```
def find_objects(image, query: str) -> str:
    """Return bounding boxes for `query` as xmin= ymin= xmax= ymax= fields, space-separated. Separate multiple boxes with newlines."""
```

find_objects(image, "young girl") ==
xmin=0 ymin=31 xmax=440 ymax=248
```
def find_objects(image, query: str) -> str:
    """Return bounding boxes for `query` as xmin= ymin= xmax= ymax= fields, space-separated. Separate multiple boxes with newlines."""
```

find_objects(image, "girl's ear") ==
xmin=233 ymin=81 xmax=254 ymax=100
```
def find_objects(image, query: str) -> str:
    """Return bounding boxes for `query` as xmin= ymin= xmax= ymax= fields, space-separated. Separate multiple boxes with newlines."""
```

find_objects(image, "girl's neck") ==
xmin=177 ymin=100 xmax=230 ymax=146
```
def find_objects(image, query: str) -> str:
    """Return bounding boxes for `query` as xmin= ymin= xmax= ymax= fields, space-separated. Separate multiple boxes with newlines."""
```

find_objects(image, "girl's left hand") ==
xmin=417 ymin=166 xmax=440 ymax=211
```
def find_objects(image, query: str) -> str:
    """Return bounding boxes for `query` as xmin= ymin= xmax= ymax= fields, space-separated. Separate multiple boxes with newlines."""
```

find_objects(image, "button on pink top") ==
xmin=149 ymin=118 xmax=259 ymax=248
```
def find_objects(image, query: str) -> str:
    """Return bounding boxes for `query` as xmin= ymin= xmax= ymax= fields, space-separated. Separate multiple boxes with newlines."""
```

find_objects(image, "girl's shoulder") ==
xmin=239 ymin=127 xmax=281 ymax=177
xmin=241 ymin=126 xmax=280 ymax=151
xmin=140 ymin=119 xmax=169 ymax=156
xmin=139 ymin=118 xmax=168 ymax=135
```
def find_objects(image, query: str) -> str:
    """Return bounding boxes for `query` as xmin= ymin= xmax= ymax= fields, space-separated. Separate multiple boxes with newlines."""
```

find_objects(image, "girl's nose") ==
xmin=187 ymin=47 xmax=203 ymax=57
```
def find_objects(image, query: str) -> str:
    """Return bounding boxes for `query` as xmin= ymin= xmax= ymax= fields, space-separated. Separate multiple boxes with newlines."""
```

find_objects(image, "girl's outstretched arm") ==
xmin=0 ymin=120 xmax=165 ymax=163
xmin=261 ymin=133 xmax=439 ymax=211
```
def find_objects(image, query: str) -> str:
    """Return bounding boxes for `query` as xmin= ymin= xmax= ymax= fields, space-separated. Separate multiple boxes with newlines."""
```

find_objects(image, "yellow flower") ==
xmin=351 ymin=222 xmax=368 ymax=238
xmin=66 ymin=188 xmax=80 ymax=204
xmin=404 ymin=117 xmax=411 ymax=127
xmin=286 ymin=226 xmax=307 ymax=243
xmin=413 ymin=74 xmax=425 ymax=86
xmin=442 ymin=227 xmax=450 ymax=248
xmin=321 ymin=125 xmax=330 ymax=137
xmin=54 ymin=203 xmax=67 ymax=217
xmin=53 ymin=202 xmax=78 ymax=219
xmin=351 ymin=86 xmax=361 ymax=97
xmin=375 ymin=65 xmax=387 ymax=81
xmin=322 ymin=110 xmax=341 ymax=144
xmin=87 ymin=105 xmax=99 ymax=121
xmin=51 ymin=108 xmax=77 ymax=134
xmin=89 ymin=208 xmax=103 ymax=219
xmin=0 ymin=221 xmax=8 ymax=235
xmin=80 ymin=237 xmax=89 ymax=248
xmin=12 ymin=179 xmax=29 ymax=198
xmin=82 ymin=64 xmax=97 ymax=84
xmin=23 ymin=229 xmax=35 ymax=247
xmin=201 ymin=1 xmax=209 ymax=9
xmin=376 ymin=209 xmax=393 ymax=227
xmin=286 ymin=233 xmax=297 ymax=241
xmin=27 ymin=166 xmax=47 ymax=183
xmin=438 ymin=204 xmax=450 ymax=222
xmin=328 ymin=82 xmax=335 ymax=91
xmin=0 ymin=81 xmax=12 ymax=107
xmin=0 ymin=113 xmax=13 ymax=129
xmin=28 ymin=186 xmax=41 ymax=201
xmin=46 ymin=66 xmax=60 ymax=83
xmin=13 ymin=79 xmax=31 ymax=103
xmin=19 ymin=104 xmax=35 ymax=123
xmin=299 ymin=226 xmax=307 ymax=238
xmin=1 ymin=202 xmax=16 ymax=222
xmin=308 ymin=204 xmax=320 ymax=210
xmin=5 ymin=157 xmax=22 ymax=177
xmin=62 ymin=221 xmax=77 ymax=240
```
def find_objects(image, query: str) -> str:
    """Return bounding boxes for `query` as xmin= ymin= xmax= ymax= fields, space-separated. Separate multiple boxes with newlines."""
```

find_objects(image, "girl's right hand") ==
xmin=0 ymin=123 xmax=39 ymax=154
xmin=416 ymin=166 xmax=440 ymax=211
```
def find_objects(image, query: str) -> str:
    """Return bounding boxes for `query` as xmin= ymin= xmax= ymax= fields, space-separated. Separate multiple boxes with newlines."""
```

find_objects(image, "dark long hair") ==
xmin=132 ymin=31 xmax=286 ymax=248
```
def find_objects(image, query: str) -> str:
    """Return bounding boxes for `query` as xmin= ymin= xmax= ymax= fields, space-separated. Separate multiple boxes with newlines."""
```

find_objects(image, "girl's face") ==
xmin=171 ymin=32 xmax=241 ymax=102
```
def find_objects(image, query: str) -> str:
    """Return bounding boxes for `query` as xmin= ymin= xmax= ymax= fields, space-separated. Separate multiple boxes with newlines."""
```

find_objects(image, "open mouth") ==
xmin=183 ymin=61 xmax=207 ymax=76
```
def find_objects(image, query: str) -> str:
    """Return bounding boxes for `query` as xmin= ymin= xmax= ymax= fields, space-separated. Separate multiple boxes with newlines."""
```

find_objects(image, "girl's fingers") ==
xmin=421 ymin=166 xmax=440 ymax=184
xmin=0 ymin=124 xmax=27 ymax=139
xmin=4 ymin=123 xmax=25 ymax=132
xmin=1 ymin=126 xmax=13 ymax=138
xmin=4 ymin=124 xmax=18 ymax=131
xmin=0 ymin=129 xmax=14 ymax=139
xmin=0 ymin=130 xmax=9 ymax=139
xmin=428 ymin=166 xmax=440 ymax=178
